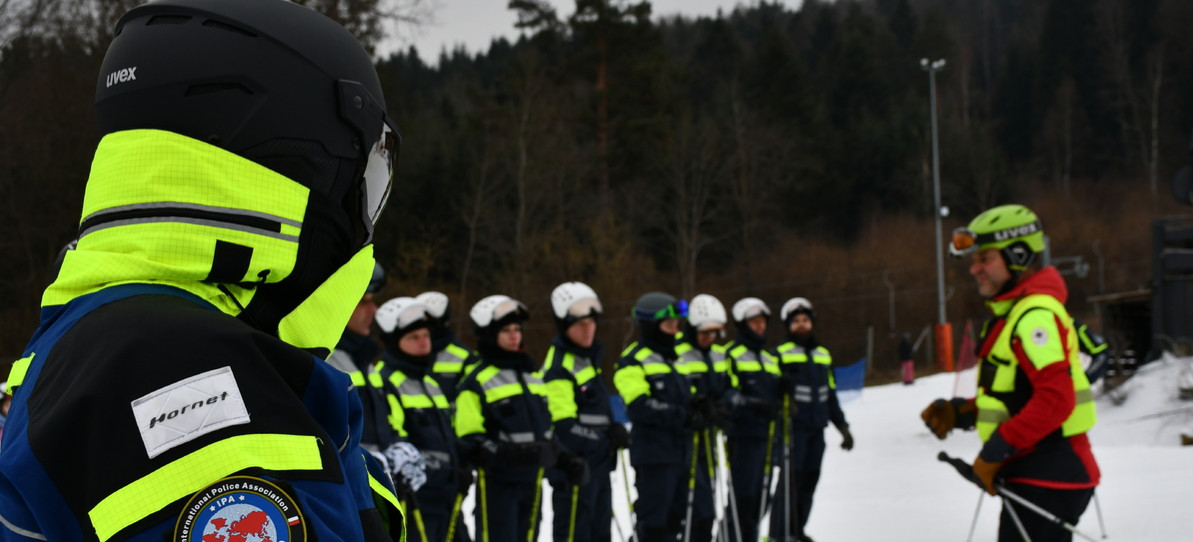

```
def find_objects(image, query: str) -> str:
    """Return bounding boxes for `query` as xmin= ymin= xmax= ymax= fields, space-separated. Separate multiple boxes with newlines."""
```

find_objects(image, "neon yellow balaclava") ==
xmin=46 ymin=130 xmax=375 ymax=356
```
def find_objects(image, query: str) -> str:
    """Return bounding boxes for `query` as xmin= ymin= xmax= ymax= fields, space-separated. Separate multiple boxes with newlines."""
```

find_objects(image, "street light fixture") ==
xmin=921 ymin=57 xmax=947 ymax=327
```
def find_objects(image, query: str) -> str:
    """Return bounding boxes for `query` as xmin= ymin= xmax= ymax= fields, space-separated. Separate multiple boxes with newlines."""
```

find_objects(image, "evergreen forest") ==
xmin=2 ymin=0 xmax=1192 ymax=378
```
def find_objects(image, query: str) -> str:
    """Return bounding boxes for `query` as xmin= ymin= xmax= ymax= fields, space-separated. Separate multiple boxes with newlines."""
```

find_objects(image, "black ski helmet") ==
xmin=95 ymin=0 xmax=398 ymax=246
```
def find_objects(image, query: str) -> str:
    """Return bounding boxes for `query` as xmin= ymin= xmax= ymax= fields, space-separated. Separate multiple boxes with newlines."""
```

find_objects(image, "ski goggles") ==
xmin=566 ymin=297 xmax=603 ymax=319
xmin=948 ymin=228 xmax=983 ymax=257
xmin=647 ymin=300 xmax=688 ymax=321
xmin=493 ymin=299 xmax=529 ymax=323
xmin=949 ymin=220 xmax=1041 ymax=257
xmin=360 ymin=116 xmax=400 ymax=243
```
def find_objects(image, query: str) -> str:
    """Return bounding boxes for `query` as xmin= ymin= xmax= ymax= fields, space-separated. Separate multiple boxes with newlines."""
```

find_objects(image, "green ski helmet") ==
xmin=949 ymin=204 xmax=1044 ymax=272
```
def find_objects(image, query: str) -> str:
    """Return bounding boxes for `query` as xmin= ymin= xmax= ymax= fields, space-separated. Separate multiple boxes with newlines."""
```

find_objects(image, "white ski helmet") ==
xmin=550 ymin=282 xmax=603 ymax=322
xmin=469 ymin=294 xmax=529 ymax=331
xmin=731 ymin=297 xmax=771 ymax=323
xmin=688 ymin=294 xmax=728 ymax=331
xmin=780 ymin=297 xmax=815 ymax=323
xmin=415 ymin=291 xmax=450 ymax=319
xmin=375 ymin=297 xmax=430 ymax=335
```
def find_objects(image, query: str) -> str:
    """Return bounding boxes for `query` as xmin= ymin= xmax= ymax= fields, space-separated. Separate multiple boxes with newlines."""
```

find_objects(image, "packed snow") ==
xmin=461 ymin=354 xmax=1193 ymax=541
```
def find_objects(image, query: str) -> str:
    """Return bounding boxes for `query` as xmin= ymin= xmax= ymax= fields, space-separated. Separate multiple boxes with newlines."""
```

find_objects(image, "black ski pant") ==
xmin=725 ymin=436 xmax=769 ymax=542
xmin=550 ymin=455 xmax=613 ymax=542
xmin=998 ymin=484 xmax=1094 ymax=542
xmin=633 ymin=460 xmax=688 ymax=541
xmin=769 ymin=428 xmax=826 ymax=539
xmin=475 ymin=475 xmax=542 ymax=542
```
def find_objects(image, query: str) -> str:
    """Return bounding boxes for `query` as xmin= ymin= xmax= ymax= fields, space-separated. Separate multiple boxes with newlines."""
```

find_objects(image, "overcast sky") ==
xmin=385 ymin=0 xmax=803 ymax=62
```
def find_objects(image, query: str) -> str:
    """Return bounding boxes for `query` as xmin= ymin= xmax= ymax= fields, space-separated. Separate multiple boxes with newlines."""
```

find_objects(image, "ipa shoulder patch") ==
xmin=174 ymin=476 xmax=305 ymax=542
xmin=131 ymin=366 xmax=251 ymax=458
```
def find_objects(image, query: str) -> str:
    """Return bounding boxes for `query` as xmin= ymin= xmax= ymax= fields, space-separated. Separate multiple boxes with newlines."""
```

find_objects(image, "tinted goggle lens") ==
xmin=654 ymin=300 xmax=689 ymax=320
xmin=950 ymin=228 xmax=979 ymax=257
xmin=361 ymin=118 xmax=399 ymax=239
xmin=567 ymin=297 xmax=603 ymax=318
xmin=493 ymin=299 xmax=529 ymax=322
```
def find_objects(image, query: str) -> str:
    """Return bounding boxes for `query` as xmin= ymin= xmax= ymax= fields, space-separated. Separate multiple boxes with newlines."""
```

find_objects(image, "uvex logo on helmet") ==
xmin=993 ymin=222 xmax=1038 ymax=241
xmin=105 ymin=66 xmax=137 ymax=88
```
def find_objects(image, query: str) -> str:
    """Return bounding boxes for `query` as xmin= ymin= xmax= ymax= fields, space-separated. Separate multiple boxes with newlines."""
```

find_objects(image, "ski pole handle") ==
xmin=937 ymin=451 xmax=985 ymax=490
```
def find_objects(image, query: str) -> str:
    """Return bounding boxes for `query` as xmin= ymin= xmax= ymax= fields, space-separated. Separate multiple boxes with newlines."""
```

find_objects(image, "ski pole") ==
xmin=719 ymin=433 xmax=743 ymax=542
xmin=568 ymin=483 xmax=580 ymax=542
xmin=703 ymin=429 xmax=725 ymax=542
xmin=445 ymin=493 xmax=464 ymax=542
xmin=527 ymin=466 xmax=545 ymax=542
xmin=1092 ymin=491 xmax=1107 ymax=539
xmin=758 ymin=418 xmax=776 ymax=527
xmin=965 ymin=491 xmax=983 ymax=542
xmin=620 ymin=448 xmax=637 ymax=542
xmin=937 ymin=452 xmax=1099 ymax=542
xmin=479 ymin=467 xmax=490 ymax=542
xmin=611 ymin=507 xmax=628 ymax=542
xmin=1004 ymin=498 xmax=1033 ymax=542
xmin=401 ymin=491 xmax=431 ymax=542
xmin=781 ymin=395 xmax=792 ymax=542
xmin=683 ymin=432 xmax=699 ymax=542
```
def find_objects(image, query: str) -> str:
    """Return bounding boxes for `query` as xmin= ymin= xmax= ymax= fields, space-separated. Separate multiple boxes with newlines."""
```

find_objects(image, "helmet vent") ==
xmin=146 ymin=15 xmax=192 ymax=26
xmin=185 ymin=82 xmax=253 ymax=97
xmin=202 ymin=19 xmax=256 ymax=38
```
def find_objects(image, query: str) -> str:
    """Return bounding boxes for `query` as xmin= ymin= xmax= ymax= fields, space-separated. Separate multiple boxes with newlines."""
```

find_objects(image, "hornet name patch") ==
xmin=131 ymin=366 xmax=250 ymax=458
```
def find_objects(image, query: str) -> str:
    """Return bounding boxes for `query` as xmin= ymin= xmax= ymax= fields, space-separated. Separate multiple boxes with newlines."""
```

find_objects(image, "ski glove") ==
xmin=559 ymin=451 xmax=591 ymax=486
xmin=920 ymin=397 xmax=976 ymax=440
xmin=455 ymin=464 xmax=475 ymax=496
xmin=499 ymin=440 xmax=559 ymax=468
xmin=778 ymin=374 xmax=797 ymax=395
xmin=383 ymin=441 xmax=427 ymax=493
xmin=836 ymin=422 xmax=854 ymax=451
xmin=606 ymin=423 xmax=631 ymax=450
xmin=684 ymin=406 xmax=711 ymax=430
xmin=972 ymin=456 xmax=1003 ymax=496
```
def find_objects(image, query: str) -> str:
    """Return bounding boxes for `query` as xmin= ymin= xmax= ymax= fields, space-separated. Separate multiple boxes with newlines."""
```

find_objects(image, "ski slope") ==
xmin=462 ymin=354 xmax=1193 ymax=540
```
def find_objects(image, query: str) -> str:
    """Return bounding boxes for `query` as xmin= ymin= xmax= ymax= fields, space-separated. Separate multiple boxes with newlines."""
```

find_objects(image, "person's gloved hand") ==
xmin=383 ymin=442 xmax=427 ymax=493
xmin=606 ymin=423 xmax=630 ymax=449
xmin=466 ymin=437 xmax=500 ymax=468
xmin=921 ymin=398 xmax=975 ymax=440
xmin=972 ymin=456 xmax=1003 ymax=496
xmin=560 ymin=452 xmax=591 ymax=485
xmin=837 ymin=423 xmax=854 ymax=451
xmin=748 ymin=397 xmax=779 ymax=418
xmin=499 ymin=440 xmax=559 ymax=468
xmin=684 ymin=405 xmax=710 ymax=430
xmin=455 ymin=464 xmax=475 ymax=496
xmin=778 ymin=374 xmax=797 ymax=395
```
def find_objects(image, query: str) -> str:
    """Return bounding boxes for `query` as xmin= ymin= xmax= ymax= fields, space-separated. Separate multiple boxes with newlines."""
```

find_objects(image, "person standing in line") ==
xmin=922 ymin=204 xmax=1099 ymax=542
xmin=375 ymin=297 xmax=469 ymax=542
xmin=674 ymin=294 xmax=734 ymax=542
xmin=327 ymin=264 xmax=411 ymax=468
xmin=723 ymin=297 xmax=781 ymax=542
xmin=613 ymin=292 xmax=695 ymax=541
xmin=0 ymin=0 xmax=405 ymax=538
xmin=454 ymin=295 xmax=588 ymax=542
xmin=898 ymin=332 xmax=915 ymax=385
xmin=774 ymin=297 xmax=854 ymax=542
xmin=416 ymin=291 xmax=483 ymax=401
xmin=541 ymin=282 xmax=627 ymax=542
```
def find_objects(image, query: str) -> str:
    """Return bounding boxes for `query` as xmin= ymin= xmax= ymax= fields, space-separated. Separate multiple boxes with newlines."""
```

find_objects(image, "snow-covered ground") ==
xmin=464 ymin=354 xmax=1193 ymax=540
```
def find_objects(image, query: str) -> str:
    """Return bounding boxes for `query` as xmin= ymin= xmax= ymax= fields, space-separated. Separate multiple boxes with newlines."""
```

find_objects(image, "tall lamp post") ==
xmin=921 ymin=57 xmax=953 ymax=370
